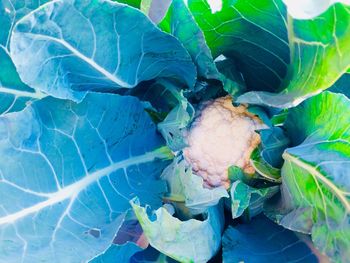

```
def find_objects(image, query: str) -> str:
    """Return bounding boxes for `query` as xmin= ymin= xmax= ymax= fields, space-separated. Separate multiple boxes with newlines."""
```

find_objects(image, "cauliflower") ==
xmin=183 ymin=96 xmax=264 ymax=189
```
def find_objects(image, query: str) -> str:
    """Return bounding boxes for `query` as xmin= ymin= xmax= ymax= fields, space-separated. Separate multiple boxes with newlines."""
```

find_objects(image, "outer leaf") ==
xmin=188 ymin=0 xmax=290 ymax=92
xmin=238 ymin=2 xmax=350 ymax=108
xmin=162 ymin=157 xmax=228 ymax=214
xmin=0 ymin=0 xmax=49 ymax=114
xmin=91 ymin=209 xmax=149 ymax=262
xmin=188 ymin=0 xmax=350 ymax=108
xmin=10 ymin=0 xmax=196 ymax=101
xmin=283 ymin=0 xmax=350 ymax=19
xmin=269 ymin=92 xmax=350 ymax=261
xmin=222 ymin=214 xmax=325 ymax=262
xmin=131 ymin=200 xmax=224 ymax=263
xmin=0 ymin=93 xmax=172 ymax=262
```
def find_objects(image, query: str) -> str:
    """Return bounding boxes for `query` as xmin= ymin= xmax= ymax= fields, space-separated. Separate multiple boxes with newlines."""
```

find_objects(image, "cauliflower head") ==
xmin=183 ymin=96 xmax=264 ymax=189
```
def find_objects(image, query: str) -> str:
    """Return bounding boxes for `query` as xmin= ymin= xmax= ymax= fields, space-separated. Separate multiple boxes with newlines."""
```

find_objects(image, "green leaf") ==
xmin=258 ymin=127 xmax=290 ymax=168
xmin=131 ymin=199 xmax=224 ymax=263
xmin=246 ymin=106 xmax=272 ymax=127
xmin=122 ymin=79 xmax=189 ymax=131
xmin=228 ymin=166 xmax=279 ymax=220
xmin=268 ymin=92 xmax=350 ymax=261
xmin=162 ymin=157 xmax=229 ymax=215
xmin=249 ymin=127 xmax=290 ymax=182
xmin=284 ymin=92 xmax=350 ymax=145
xmin=10 ymin=0 xmax=196 ymax=101
xmin=188 ymin=0 xmax=350 ymax=108
xmin=230 ymin=180 xmax=278 ymax=219
xmin=115 ymin=0 xmax=141 ymax=8
xmin=271 ymin=109 xmax=289 ymax=126
xmin=222 ymin=214 xmax=326 ymax=262
xmin=122 ymin=79 xmax=184 ymax=119
xmin=215 ymin=58 xmax=246 ymax=96
xmin=250 ymin=149 xmax=282 ymax=183
xmin=188 ymin=0 xmax=290 ymax=92
xmin=238 ymin=3 xmax=350 ymax=108
xmin=159 ymin=0 xmax=246 ymax=97
xmin=156 ymin=81 xmax=195 ymax=151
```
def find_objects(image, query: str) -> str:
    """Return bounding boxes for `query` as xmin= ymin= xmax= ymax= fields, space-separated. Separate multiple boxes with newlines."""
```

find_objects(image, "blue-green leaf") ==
xmin=258 ymin=128 xmax=290 ymax=168
xmin=131 ymin=199 xmax=224 ymax=263
xmin=91 ymin=208 xmax=149 ymax=262
xmin=0 ymin=0 xmax=49 ymax=48
xmin=248 ymin=127 xmax=290 ymax=183
xmin=222 ymin=214 xmax=325 ymax=263
xmin=90 ymin=242 xmax=143 ymax=263
xmin=121 ymin=79 xmax=182 ymax=120
xmin=0 ymin=0 xmax=49 ymax=114
xmin=0 ymin=93 xmax=172 ymax=262
xmin=329 ymin=73 xmax=350 ymax=98
xmin=131 ymin=245 xmax=177 ymax=263
xmin=10 ymin=0 xmax=196 ymax=101
xmin=122 ymin=79 xmax=194 ymax=151
xmin=267 ymin=92 xmax=350 ymax=261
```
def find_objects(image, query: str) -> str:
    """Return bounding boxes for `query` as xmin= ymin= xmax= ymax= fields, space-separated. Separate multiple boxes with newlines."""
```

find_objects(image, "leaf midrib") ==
xmin=283 ymin=152 xmax=350 ymax=213
xmin=0 ymin=86 xmax=46 ymax=99
xmin=0 ymin=148 xmax=167 ymax=225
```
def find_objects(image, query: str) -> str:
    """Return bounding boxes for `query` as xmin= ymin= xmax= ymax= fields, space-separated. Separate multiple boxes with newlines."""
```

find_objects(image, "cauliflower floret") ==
xmin=183 ymin=96 xmax=264 ymax=189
